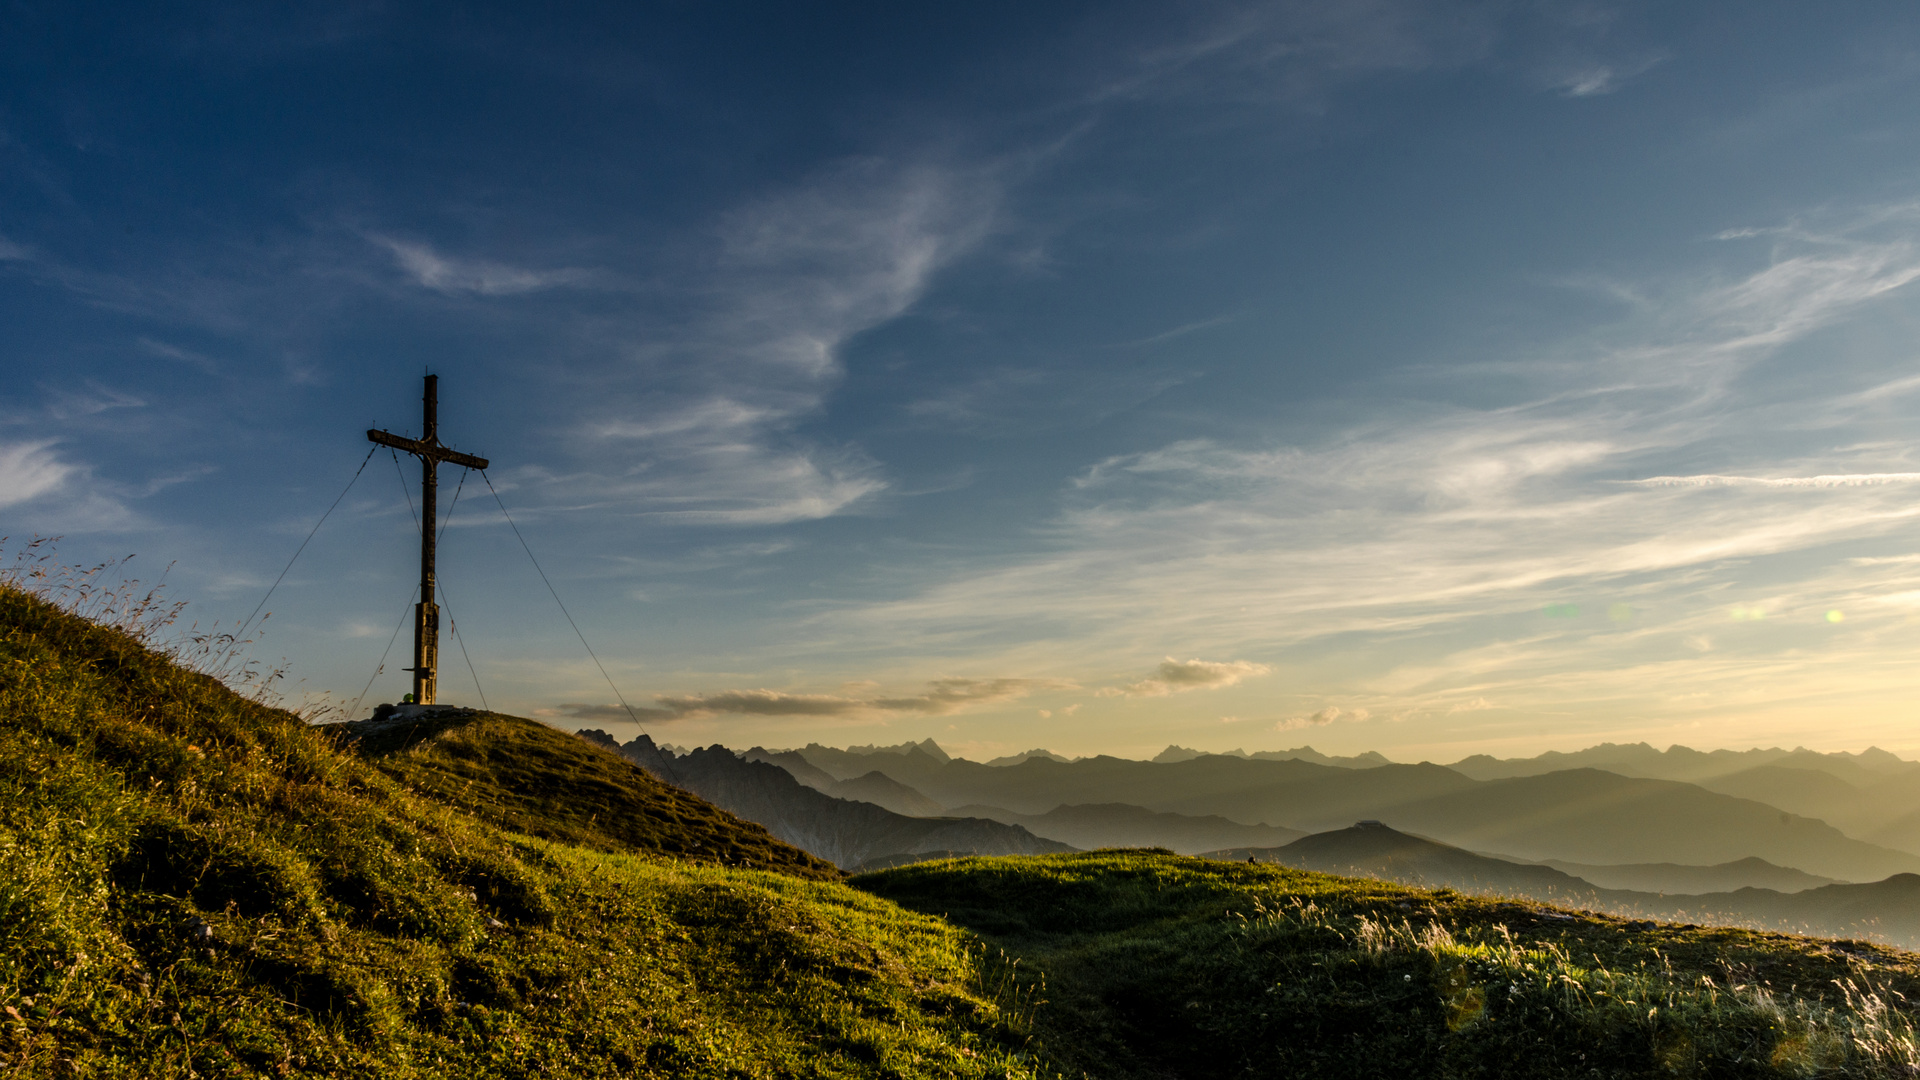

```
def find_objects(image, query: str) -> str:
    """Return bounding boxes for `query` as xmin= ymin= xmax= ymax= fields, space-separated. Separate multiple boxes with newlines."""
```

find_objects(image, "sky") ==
xmin=11 ymin=2 xmax=1920 ymax=763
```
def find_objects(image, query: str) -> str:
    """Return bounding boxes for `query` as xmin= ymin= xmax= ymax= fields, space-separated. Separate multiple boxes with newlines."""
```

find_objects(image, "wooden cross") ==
xmin=368 ymin=374 xmax=490 ymax=706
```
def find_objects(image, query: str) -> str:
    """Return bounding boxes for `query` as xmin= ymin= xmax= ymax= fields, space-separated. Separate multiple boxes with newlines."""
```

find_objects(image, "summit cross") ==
xmin=367 ymin=374 xmax=490 ymax=706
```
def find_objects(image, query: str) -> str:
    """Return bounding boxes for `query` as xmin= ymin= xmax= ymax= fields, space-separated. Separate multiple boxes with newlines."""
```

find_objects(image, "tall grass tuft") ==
xmin=1257 ymin=895 xmax=1920 ymax=1076
xmin=0 ymin=536 xmax=309 ymax=714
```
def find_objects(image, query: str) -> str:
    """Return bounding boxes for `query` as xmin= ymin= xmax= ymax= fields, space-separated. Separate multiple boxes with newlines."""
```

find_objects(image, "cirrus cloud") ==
xmin=372 ymin=235 xmax=593 ymax=296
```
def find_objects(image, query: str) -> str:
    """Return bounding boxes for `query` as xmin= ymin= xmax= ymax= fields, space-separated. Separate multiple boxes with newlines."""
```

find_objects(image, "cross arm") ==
xmin=367 ymin=429 xmax=491 ymax=470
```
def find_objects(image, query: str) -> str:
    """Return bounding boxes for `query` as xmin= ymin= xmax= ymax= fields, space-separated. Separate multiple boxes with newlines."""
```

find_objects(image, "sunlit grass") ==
xmin=864 ymin=851 xmax=1920 ymax=1078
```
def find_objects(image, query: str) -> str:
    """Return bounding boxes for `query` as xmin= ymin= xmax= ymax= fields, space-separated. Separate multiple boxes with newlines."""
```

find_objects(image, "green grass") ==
xmin=0 ymin=582 xmax=1041 ymax=1078
xmin=861 ymin=851 xmax=1920 ymax=1078
xmin=327 ymin=709 xmax=839 ymax=879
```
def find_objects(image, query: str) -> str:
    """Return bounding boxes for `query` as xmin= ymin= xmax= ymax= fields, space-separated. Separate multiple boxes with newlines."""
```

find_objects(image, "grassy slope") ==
xmin=0 ymin=585 xmax=1040 ymax=1078
xmin=862 ymin=851 xmax=1920 ymax=1079
xmin=326 ymin=710 xmax=838 ymax=878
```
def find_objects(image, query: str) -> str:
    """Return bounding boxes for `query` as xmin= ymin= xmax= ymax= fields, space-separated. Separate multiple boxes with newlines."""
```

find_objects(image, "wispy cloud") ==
xmin=44 ymin=381 xmax=146 ymax=421
xmin=1102 ymin=657 xmax=1273 ymax=698
xmin=1629 ymin=473 xmax=1920 ymax=488
xmin=1112 ymin=316 xmax=1234 ymax=349
xmin=137 ymin=337 xmax=219 ymax=373
xmin=1090 ymin=0 xmax=1504 ymax=110
xmin=550 ymin=158 xmax=1001 ymax=525
xmin=372 ymin=235 xmax=593 ymax=296
xmin=549 ymin=703 xmax=680 ymax=724
xmin=654 ymin=689 xmax=859 ymax=719
xmin=710 ymin=160 xmax=997 ymax=378
xmin=0 ymin=442 xmax=75 ymax=508
xmin=1277 ymin=705 xmax=1369 ymax=731
xmin=557 ymin=674 xmax=1072 ymax=722
xmin=1083 ymin=0 xmax=1668 ymax=115
xmin=1539 ymin=51 xmax=1667 ymax=98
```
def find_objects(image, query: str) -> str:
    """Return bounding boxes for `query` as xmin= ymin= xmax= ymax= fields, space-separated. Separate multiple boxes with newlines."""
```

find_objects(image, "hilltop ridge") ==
xmin=330 ymin=710 xmax=835 ymax=877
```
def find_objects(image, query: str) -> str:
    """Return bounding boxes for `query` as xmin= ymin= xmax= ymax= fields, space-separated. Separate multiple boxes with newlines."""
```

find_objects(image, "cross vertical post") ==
xmin=417 ymin=376 xmax=439 ymax=705
xmin=368 ymin=374 xmax=490 ymax=706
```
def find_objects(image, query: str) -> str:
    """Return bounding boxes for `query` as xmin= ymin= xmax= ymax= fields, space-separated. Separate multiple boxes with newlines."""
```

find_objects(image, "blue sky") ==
xmin=10 ymin=1 xmax=1920 ymax=761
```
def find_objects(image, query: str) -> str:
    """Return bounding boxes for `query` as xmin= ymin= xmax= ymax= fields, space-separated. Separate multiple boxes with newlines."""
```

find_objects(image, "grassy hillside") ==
xmin=863 ymin=850 xmax=1920 ymax=1079
xmin=19 ymin=575 xmax=1920 ymax=1077
xmin=328 ymin=709 xmax=838 ymax=877
xmin=0 ymin=582 xmax=1043 ymax=1078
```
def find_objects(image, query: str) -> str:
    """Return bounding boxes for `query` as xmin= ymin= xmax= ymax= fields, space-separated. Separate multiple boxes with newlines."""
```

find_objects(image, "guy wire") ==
xmin=239 ymin=445 xmax=378 ymax=640
xmin=480 ymin=470 xmax=683 ymax=785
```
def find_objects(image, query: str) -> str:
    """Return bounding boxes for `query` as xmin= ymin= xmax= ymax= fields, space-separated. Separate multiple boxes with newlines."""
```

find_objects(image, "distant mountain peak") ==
xmin=1447 ymin=741 xmax=1919 ymax=786
xmin=1152 ymin=745 xmax=1391 ymax=768
xmin=834 ymin=738 xmax=951 ymax=763
xmin=986 ymin=748 xmax=1072 ymax=767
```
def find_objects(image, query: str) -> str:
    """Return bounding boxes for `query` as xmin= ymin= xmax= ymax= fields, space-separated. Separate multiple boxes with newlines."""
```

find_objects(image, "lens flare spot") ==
xmin=1608 ymin=603 xmax=1634 ymax=622
xmin=1543 ymin=603 xmax=1580 ymax=618
xmin=1730 ymin=605 xmax=1766 ymax=621
xmin=1826 ymin=609 xmax=1845 ymax=623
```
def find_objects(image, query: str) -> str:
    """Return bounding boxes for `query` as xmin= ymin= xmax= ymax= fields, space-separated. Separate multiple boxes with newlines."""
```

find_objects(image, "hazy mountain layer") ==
xmin=1446 ymin=745 xmax=1920 ymax=855
xmin=746 ymin=746 xmax=953 ymax=816
xmin=1536 ymin=856 xmax=1838 ymax=895
xmin=955 ymin=802 xmax=1307 ymax=855
xmin=984 ymin=749 xmax=1073 ymax=766
xmin=1446 ymin=742 xmax=1918 ymax=786
xmin=599 ymin=735 xmax=1071 ymax=869
xmin=1152 ymin=745 xmax=1391 ymax=767
xmin=1381 ymin=769 xmax=1920 ymax=882
xmin=797 ymin=742 xmax=961 ymax=781
xmin=1212 ymin=824 xmax=1621 ymax=907
xmin=843 ymin=738 xmax=952 ymax=762
xmin=1211 ymin=824 xmax=1920 ymax=948
xmin=793 ymin=747 xmax=1477 ymax=822
xmin=740 ymin=745 xmax=838 ymax=788
xmin=788 ymin=747 xmax=1920 ymax=881
xmin=794 ymin=739 xmax=951 ymax=777
xmin=828 ymin=770 xmax=950 ymax=817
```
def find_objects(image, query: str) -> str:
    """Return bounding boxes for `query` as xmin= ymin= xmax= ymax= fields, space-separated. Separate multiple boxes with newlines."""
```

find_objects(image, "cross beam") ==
xmin=368 ymin=374 xmax=491 ymax=706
